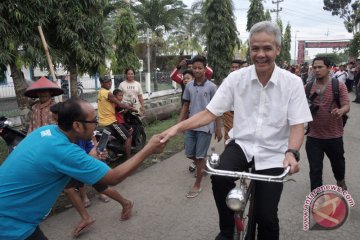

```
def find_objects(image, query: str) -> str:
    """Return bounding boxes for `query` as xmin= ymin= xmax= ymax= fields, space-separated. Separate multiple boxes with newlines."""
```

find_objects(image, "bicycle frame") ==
xmin=205 ymin=153 xmax=293 ymax=240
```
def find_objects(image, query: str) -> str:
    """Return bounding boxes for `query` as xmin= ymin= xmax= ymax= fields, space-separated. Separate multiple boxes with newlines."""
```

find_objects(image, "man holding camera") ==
xmin=305 ymin=56 xmax=350 ymax=191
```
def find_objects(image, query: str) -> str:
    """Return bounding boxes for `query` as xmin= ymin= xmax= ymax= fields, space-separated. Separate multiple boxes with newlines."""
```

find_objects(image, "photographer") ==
xmin=305 ymin=56 xmax=350 ymax=192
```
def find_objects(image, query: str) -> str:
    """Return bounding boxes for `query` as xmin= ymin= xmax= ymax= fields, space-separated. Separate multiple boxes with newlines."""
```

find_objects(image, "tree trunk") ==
xmin=69 ymin=63 xmax=78 ymax=97
xmin=152 ymin=45 xmax=158 ymax=91
xmin=10 ymin=62 xmax=31 ymax=128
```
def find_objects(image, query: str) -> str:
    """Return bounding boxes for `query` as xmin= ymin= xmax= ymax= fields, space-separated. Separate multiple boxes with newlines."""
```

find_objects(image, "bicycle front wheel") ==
xmin=235 ymin=181 xmax=256 ymax=240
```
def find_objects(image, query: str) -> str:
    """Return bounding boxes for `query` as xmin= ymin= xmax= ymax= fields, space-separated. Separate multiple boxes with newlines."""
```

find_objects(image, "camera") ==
xmin=309 ymin=102 xmax=319 ymax=115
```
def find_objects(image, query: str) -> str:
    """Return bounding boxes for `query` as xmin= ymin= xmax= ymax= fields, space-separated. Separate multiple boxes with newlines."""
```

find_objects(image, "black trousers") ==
xmin=211 ymin=141 xmax=283 ymax=240
xmin=306 ymin=136 xmax=345 ymax=191
xmin=26 ymin=226 xmax=48 ymax=240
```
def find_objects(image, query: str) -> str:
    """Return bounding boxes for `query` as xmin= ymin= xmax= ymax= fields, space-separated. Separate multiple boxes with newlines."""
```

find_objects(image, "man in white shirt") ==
xmin=334 ymin=65 xmax=348 ymax=84
xmin=160 ymin=21 xmax=312 ymax=240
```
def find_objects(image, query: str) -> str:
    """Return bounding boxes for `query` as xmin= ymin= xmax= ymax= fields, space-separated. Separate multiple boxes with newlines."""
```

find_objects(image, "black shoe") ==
xmin=337 ymin=179 xmax=348 ymax=191
xmin=215 ymin=232 xmax=232 ymax=240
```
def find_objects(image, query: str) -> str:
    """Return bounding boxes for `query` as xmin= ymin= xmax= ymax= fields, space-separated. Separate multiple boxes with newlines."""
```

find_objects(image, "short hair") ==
xmin=249 ymin=21 xmax=282 ymax=47
xmin=191 ymin=55 xmax=207 ymax=67
xmin=312 ymin=56 xmax=331 ymax=67
xmin=182 ymin=69 xmax=194 ymax=77
xmin=113 ymin=89 xmax=123 ymax=95
xmin=57 ymin=98 xmax=88 ymax=131
xmin=231 ymin=59 xmax=243 ymax=65
xmin=99 ymin=75 xmax=111 ymax=83
xmin=124 ymin=67 xmax=135 ymax=75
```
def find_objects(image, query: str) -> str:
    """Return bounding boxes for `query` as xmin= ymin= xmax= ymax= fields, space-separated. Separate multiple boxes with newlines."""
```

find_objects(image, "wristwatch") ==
xmin=285 ymin=149 xmax=300 ymax=162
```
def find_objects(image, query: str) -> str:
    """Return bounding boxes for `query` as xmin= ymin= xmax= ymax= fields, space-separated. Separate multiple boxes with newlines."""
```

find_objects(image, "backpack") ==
xmin=305 ymin=78 xmax=348 ymax=127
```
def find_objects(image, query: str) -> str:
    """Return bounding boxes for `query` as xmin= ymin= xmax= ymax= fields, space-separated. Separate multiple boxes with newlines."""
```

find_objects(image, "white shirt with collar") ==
xmin=207 ymin=65 xmax=312 ymax=170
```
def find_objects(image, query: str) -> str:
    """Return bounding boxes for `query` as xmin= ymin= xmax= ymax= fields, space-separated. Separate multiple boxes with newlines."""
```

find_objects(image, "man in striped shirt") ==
xmin=305 ymin=56 xmax=350 ymax=191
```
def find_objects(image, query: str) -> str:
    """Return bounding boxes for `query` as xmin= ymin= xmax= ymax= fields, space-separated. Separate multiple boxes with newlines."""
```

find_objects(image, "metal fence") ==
xmin=0 ymin=71 xmax=179 ymax=118
xmin=0 ymin=82 xmax=16 ymax=98
xmin=0 ymin=71 xmax=176 ymax=100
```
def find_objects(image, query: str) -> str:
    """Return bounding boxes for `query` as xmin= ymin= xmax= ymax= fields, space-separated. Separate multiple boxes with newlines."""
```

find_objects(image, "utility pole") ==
xmin=270 ymin=0 xmax=284 ymax=22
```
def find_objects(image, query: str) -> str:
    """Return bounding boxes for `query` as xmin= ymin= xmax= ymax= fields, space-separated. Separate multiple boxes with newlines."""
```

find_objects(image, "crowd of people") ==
xmin=0 ymin=20 xmax=354 ymax=240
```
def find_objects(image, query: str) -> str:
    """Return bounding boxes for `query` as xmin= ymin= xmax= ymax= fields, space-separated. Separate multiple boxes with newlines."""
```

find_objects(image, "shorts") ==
xmin=184 ymin=130 xmax=212 ymax=159
xmin=105 ymin=122 xmax=131 ymax=142
xmin=65 ymin=178 xmax=108 ymax=193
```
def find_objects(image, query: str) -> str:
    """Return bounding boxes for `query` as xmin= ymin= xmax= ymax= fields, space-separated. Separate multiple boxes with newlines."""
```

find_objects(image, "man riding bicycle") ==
xmin=160 ymin=21 xmax=312 ymax=240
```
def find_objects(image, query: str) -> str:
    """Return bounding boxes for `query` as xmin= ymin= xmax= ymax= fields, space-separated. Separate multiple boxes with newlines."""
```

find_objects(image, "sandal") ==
xmin=98 ymin=194 xmax=110 ymax=203
xmin=186 ymin=188 xmax=202 ymax=198
xmin=72 ymin=218 xmax=96 ymax=238
xmin=83 ymin=199 xmax=91 ymax=208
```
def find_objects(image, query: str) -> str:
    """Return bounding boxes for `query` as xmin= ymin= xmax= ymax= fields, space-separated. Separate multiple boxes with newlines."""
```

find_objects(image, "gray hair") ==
xmin=249 ymin=21 xmax=282 ymax=47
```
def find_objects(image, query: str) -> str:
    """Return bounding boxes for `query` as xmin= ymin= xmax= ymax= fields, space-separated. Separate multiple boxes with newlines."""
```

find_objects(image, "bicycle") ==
xmin=205 ymin=152 xmax=295 ymax=240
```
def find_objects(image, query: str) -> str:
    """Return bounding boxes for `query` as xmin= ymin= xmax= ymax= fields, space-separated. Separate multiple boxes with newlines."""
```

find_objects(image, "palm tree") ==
xmin=131 ymin=0 xmax=186 ymax=90
xmin=169 ymin=0 xmax=206 ymax=56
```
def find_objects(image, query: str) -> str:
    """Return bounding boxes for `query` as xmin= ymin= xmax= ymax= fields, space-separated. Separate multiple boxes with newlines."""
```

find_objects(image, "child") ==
xmin=113 ymin=89 xmax=133 ymax=157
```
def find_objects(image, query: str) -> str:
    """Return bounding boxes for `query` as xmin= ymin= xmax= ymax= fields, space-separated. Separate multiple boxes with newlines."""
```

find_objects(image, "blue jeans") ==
xmin=184 ymin=130 xmax=212 ymax=159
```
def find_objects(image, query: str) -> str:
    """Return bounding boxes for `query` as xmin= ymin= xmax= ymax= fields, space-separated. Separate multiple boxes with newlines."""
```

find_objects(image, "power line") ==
xmin=270 ymin=0 xmax=284 ymax=21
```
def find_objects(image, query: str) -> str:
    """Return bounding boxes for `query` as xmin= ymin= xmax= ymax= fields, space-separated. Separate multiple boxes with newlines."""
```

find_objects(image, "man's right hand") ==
xmin=159 ymin=126 xmax=178 ymax=143
xmin=177 ymin=59 xmax=187 ymax=68
xmin=144 ymin=134 xmax=167 ymax=154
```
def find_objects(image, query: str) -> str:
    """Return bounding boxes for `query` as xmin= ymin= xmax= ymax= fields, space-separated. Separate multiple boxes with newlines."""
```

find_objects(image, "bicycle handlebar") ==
xmin=205 ymin=156 xmax=292 ymax=183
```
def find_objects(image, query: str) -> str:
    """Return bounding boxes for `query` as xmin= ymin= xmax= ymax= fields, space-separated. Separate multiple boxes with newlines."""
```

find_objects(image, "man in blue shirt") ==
xmin=0 ymin=98 xmax=165 ymax=240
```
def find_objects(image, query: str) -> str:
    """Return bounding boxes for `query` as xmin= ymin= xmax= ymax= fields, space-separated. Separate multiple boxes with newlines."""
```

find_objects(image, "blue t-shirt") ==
xmin=0 ymin=125 xmax=110 ymax=240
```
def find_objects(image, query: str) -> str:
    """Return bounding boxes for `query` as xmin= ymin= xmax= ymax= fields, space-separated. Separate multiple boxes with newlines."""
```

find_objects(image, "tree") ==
xmin=167 ymin=1 xmax=206 ymax=56
xmin=349 ymin=32 xmax=360 ymax=57
xmin=323 ymin=0 xmax=360 ymax=34
xmin=275 ymin=19 xmax=284 ymax=65
xmin=44 ymin=1 xmax=114 ymax=97
xmin=247 ymin=0 xmax=266 ymax=31
xmin=204 ymin=0 xmax=239 ymax=85
xmin=131 ymin=0 xmax=186 ymax=90
xmin=131 ymin=0 xmax=186 ymax=36
xmin=315 ymin=53 xmax=341 ymax=65
xmin=112 ymin=5 xmax=140 ymax=75
xmin=282 ymin=23 xmax=292 ymax=64
xmin=264 ymin=10 xmax=272 ymax=21
xmin=0 ymin=1 xmax=53 ymax=110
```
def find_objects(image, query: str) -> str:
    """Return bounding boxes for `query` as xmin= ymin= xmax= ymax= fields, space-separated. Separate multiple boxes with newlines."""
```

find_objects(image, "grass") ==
xmin=0 ymin=139 xmax=8 ymax=165
xmin=0 ymin=113 xmax=183 ymax=215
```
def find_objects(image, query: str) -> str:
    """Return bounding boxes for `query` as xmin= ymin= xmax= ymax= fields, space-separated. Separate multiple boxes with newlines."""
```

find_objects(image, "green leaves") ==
xmin=247 ymin=0 xmax=266 ymax=32
xmin=204 ymin=0 xmax=239 ymax=85
xmin=112 ymin=6 xmax=140 ymax=74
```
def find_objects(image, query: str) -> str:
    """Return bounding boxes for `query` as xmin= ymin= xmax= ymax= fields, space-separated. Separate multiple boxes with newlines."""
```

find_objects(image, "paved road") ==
xmin=41 ymin=93 xmax=360 ymax=240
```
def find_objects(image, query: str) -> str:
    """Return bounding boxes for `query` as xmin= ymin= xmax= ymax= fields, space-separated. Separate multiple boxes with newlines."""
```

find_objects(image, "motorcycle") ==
xmin=61 ymin=80 xmax=84 ymax=97
xmin=0 ymin=117 xmax=26 ymax=154
xmin=95 ymin=111 xmax=146 ymax=162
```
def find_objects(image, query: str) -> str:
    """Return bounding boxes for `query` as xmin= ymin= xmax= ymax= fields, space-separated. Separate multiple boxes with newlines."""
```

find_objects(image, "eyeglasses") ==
xmin=76 ymin=118 xmax=98 ymax=125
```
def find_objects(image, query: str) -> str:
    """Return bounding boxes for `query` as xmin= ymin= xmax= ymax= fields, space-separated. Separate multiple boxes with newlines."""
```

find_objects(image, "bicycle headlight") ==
xmin=226 ymin=188 xmax=246 ymax=211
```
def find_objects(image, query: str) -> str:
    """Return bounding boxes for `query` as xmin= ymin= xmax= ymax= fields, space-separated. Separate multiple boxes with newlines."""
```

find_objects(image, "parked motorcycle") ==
xmin=61 ymin=80 xmax=84 ymax=97
xmin=0 ymin=117 xmax=26 ymax=154
xmin=95 ymin=111 xmax=146 ymax=162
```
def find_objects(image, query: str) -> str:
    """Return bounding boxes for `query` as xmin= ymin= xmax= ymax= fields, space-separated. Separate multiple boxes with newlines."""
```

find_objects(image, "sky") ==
xmin=182 ymin=0 xmax=353 ymax=60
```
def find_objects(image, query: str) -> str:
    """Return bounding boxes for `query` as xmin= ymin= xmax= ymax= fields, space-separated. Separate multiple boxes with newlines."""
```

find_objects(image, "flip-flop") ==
xmin=98 ymin=195 xmax=110 ymax=203
xmin=186 ymin=188 xmax=202 ymax=198
xmin=72 ymin=218 xmax=96 ymax=238
xmin=120 ymin=201 xmax=134 ymax=221
xmin=83 ymin=199 xmax=91 ymax=208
